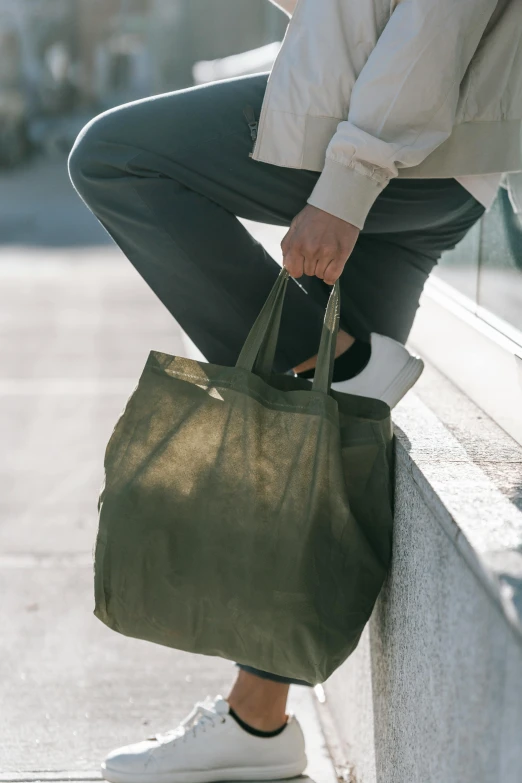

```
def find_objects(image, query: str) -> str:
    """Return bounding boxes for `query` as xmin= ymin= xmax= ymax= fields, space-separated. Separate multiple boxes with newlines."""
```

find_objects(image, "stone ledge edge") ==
xmin=393 ymin=413 xmax=522 ymax=649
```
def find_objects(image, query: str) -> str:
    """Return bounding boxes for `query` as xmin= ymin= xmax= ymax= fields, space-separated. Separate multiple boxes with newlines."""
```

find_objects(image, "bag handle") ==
xmin=311 ymin=277 xmax=340 ymax=395
xmin=236 ymin=267 xmax=290 ymax=377
xmin=236 ymin=267 xmax=340 ymax=395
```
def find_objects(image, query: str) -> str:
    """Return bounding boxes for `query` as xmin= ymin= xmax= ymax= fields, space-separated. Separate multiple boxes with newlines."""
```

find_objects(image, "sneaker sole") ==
xmin=101 ymin=759 xmax=307 ymax=783
xmin=381 ymin=355 xmax=424 ymax=409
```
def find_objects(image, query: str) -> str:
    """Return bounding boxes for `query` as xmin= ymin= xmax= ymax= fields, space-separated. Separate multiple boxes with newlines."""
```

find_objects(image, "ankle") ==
xmin=227 ymin=671 xmax=289 ymax=732
xmin=331 ymin=337 xmax=371 ymax=382
xmin=228 ymin=703 xmax=288 ymax=734
xmin=293 ymin=329 xmax=354 ymax=375
xmin=227 ymin=699 xmax=287 ymax=732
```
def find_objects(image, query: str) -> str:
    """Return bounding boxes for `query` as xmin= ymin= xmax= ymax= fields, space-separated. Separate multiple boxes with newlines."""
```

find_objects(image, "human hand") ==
xmin=281 ymin=204 xmax=360 ymax=284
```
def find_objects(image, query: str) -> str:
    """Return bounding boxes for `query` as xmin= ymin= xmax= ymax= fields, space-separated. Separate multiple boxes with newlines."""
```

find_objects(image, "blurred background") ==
xmin=0 ymin=0 xmax=287 ymax=163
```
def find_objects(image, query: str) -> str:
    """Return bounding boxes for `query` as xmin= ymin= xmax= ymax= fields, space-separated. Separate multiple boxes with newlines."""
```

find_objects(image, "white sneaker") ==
xmin=331 ymin=333 xmax=424 ymax=408
xmin=101 ymin=695 xmax=307 ymax=783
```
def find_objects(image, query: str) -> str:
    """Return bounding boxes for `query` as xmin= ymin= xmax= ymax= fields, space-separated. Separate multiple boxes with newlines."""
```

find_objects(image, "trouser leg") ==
xmin=69 ymin=72 xmax=484 ymax=360
xmin=333 ymin=178 xmax=485 ymax=344
xmin=69 ymin=74 xmax=327 ymax=373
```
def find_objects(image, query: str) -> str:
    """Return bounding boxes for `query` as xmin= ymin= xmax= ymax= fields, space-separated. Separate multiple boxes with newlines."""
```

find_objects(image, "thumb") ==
xmin=283 ymin=249 xmax=305 ymax=279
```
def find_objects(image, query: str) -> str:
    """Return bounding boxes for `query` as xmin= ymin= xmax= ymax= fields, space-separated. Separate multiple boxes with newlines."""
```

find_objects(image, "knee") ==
xmin=68 ymin=110 xmax=115 ymax=200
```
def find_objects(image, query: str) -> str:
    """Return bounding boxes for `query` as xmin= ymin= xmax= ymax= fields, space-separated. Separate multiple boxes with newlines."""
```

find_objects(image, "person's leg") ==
xmin=295 ymin=177 xmax=486 ymax=351
xmin=69 ymin=74 xmax=482 ymax=381
xmin=227 ymin=670 xmax=290 ymax=732
xmin=292 ymin=177 xmax=485 ymax=386
xmin=69 ymin=73 xmax=327 ymax=374
xmin=337 ymin=177 xmax=486 ymax=343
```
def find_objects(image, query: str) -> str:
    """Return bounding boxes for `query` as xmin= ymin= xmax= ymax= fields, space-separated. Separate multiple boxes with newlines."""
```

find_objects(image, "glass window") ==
xmin=477 ymin=188 xmax=522 ymax=335
xmin=434 ymin=186 xmax=522 ymax=345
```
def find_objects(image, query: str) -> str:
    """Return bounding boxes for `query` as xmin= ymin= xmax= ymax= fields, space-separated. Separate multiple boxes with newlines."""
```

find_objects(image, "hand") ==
xmin=281 ymin=204 xmax=360 ymax=284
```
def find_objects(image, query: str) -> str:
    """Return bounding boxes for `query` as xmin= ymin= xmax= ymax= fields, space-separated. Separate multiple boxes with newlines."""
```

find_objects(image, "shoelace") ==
xmin=152 ymin=699 xmax=224 ymax=745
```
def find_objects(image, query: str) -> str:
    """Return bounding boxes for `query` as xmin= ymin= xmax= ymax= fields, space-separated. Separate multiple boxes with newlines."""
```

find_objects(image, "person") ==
xmin=69 ymin=0 xmax=522 ymax=779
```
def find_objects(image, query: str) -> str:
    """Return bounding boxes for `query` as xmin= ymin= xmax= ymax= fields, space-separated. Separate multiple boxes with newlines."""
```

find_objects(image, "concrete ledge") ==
xmin=320 ymin=363 xmax=522 ymax=783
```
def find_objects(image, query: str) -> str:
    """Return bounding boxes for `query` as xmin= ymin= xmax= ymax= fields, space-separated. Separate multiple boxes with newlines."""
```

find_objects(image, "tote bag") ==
xmin=94 ymin=268 xmax=394 ymax=685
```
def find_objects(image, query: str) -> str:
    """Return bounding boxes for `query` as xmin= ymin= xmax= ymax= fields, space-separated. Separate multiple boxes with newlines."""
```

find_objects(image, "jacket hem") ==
xmin=253 ymin=113 xmax=522 ymax=178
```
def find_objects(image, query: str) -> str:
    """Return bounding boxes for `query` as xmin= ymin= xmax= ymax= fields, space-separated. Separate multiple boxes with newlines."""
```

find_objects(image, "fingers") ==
xmin=283 ymin=249 xmax=305 ymax=278
xmin=303 ymin=254 xmax=318 ymax=277
xmin=282 ymin=233 xmax=337 ymax=280
xmin=284 ymin=249 xmax=343 ymax=281
xmin=322 ymin=257 xmax=346 ymax=285
xmin=314 ymin=252 xmax=337 ymax=280
xmin=280 ymin=222 xmax=295 ymax=257
xmin=280 ymin=206 xmax=357 ymax=284
xmin=301 ymin=246 xmax=342 ymax=281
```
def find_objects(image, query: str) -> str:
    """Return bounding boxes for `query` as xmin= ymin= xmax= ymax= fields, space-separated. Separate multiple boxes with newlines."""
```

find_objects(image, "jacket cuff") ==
xmin=307 ymin=158 xmax=386 ymax=229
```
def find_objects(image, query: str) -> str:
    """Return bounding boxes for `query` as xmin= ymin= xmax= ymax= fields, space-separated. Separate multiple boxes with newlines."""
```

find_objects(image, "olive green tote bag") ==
xmin=94 ymin=268 xmax=394 ymax=685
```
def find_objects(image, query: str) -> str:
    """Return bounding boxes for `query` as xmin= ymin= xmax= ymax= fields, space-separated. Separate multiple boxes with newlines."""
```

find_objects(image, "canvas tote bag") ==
xmin=94 ymin=267 xmax=394 ymax=685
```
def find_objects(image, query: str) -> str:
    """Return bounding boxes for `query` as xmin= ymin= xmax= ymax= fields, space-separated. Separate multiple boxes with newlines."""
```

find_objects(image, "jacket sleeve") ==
xmin=307 ymin=0 xmax=498 ymax=228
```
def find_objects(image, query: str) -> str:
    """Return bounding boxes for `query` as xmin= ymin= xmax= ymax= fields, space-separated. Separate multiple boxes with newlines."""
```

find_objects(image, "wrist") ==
xmin=307 ymin=159 xmax=386 ymax=229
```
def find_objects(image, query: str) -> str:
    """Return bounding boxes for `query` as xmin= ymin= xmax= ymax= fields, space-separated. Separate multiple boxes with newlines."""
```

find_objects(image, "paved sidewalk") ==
xmin=0 ymin=158 xmax=334 ymax=781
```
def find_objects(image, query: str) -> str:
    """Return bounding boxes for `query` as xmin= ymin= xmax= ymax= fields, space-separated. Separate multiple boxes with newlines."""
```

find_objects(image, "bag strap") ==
xmin=236 ymin=266 xmax=341 ymax=395
xmin=236 ymin=266 xmax=289 ymax=377
xmin=312 ymin=279 xmax=340 ymax=395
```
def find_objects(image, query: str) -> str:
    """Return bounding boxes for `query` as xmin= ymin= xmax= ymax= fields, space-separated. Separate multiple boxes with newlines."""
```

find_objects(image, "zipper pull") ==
xmin=243 ymin=105 xmax=258 ymax=143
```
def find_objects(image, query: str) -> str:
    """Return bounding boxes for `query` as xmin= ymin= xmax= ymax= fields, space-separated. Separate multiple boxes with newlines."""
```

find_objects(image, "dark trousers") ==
xmin=69 ymin=73 xmax=484 ymax=686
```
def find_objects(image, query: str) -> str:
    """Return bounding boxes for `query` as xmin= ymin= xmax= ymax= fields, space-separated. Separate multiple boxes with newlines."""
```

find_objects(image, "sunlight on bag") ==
xmin=93 ymin=268 xmax=394 ymax=685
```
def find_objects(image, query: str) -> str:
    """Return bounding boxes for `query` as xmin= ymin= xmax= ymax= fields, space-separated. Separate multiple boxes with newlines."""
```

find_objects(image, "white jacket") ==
xmin=256 ymin=0 xmax=522 ymax=227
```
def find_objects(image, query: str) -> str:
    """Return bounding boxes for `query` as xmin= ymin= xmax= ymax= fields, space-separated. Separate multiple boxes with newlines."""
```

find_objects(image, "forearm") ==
xmin=267 ymin=0 xmax=297 ymax=18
